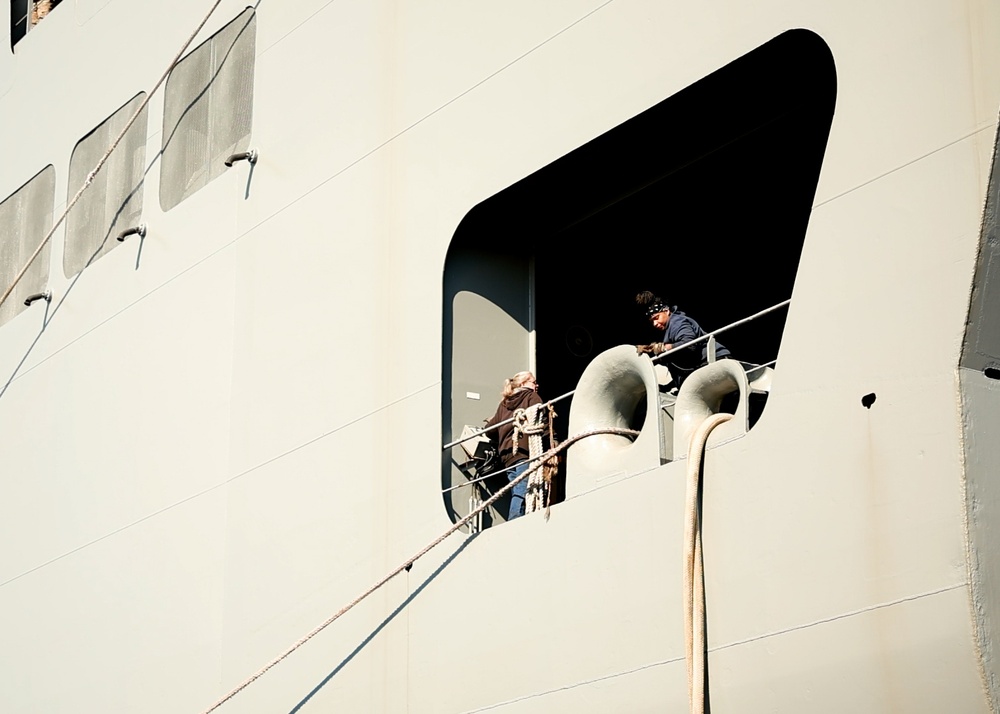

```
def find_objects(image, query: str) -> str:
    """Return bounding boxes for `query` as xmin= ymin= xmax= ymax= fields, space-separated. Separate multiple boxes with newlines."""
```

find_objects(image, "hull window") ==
xmin=64 ymin=93 xmax=149 ymax=278
xmin=10 ymin=0 xmax=63 ymax=47
xmin=0 ymin=166 xmax=54 ymax=327
xmin=159 ymin=8 xmax=256 ymax=211
xmin=443 ymin=30 xmax=835 ymax=526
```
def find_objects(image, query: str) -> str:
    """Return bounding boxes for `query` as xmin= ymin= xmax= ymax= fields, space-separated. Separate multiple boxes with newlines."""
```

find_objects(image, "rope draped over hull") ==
xmin=683 ymin=412 xmax=733 ymax=714
xmin=201 ymin=402 xmax=735 ymax=714
xmin=199 ymin=425 xmax=635 ymax=714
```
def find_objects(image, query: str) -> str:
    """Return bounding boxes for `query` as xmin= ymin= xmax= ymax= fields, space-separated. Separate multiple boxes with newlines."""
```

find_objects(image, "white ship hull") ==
xmin=1 ymin=1 xmax=999 ymax=712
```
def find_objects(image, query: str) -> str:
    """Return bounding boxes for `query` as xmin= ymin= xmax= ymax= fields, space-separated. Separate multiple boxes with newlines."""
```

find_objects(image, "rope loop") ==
xmin=521 ymin=404 xmax=548 ymax=514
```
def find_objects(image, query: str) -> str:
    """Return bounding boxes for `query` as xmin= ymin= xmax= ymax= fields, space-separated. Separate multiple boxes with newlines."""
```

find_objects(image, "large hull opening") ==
xmin=444 ymin=29 xmax=836 ymax=523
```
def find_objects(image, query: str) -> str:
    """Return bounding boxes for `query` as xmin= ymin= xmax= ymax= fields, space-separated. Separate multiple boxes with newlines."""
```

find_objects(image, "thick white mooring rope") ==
xmin=517 ymin=404 xmax=548 ymax=514
xmin=682 ymin=411 xmax=732 ymax=714
xmin=0 ymin=0 xmax=227 ymax=312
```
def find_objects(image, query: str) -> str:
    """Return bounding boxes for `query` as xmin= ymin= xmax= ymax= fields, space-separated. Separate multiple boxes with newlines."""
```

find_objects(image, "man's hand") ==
xmin=636 ymin=343 xmax=665 ymax=356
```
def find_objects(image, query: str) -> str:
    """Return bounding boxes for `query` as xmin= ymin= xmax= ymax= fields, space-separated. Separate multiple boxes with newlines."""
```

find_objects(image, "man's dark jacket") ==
xmin=662 ymin=310 xmax=731 ymax=384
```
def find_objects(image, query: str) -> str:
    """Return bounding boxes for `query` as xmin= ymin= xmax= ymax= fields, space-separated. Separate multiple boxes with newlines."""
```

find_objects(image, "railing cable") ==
xmin=441 ymin=390 xmax=574 ymax=451
xmin=198 ymin=426 xmax=636 ymax=714
xmin=650 ymin=299 xmax=790 ymax=367
xmin=442 ymin=299 xmax=790 ymax=453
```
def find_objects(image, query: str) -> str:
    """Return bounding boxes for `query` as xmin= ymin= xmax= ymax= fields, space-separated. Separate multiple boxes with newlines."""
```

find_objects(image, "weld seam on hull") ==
xmin=0 ymin=381 xmax=440 ymax=589
xmin=711 ymin=581 xmax=968 ymax=652
xmin=461 ymin=582 xmax=967 ymax=712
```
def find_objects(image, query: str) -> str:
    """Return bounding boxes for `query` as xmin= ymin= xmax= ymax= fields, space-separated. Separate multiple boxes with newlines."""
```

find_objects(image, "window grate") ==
xmin=64 ymin=94 xmax=148 ymax=278
xmin=160 ymin=9 xmax=256 ymax=211
xmin=0 ymin=167 xmax=55 ymax=327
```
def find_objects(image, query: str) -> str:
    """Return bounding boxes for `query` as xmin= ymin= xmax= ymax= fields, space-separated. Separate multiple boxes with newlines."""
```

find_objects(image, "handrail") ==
xmin=441 ymin=298 xmax=790 ymax=452
xmin=443 ymin=356 xmax=779 ymax=495
xmin=650 ymin=299 xmax=790 ymax=367
xmin=443 ymin=427 xmax=640 ymax=496
xmin=440 ymin=391 xmax=573 ymax=451
xmin=441 ymin=454 xmax=540 ymax=494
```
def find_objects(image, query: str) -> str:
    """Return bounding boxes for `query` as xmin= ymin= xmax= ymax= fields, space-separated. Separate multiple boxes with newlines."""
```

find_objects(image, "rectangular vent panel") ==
xmin=64 ymin=93 xmax=148 ymax=277
xmin=0 ymin=166 xmax=55 ymax=327
xmin=160 ymin=8 xmax=256 ymax=211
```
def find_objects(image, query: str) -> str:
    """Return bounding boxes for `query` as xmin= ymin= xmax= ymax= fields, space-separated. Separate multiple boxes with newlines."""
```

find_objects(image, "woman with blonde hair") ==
xmin=483 ymin=371 xmax=544 ymax=521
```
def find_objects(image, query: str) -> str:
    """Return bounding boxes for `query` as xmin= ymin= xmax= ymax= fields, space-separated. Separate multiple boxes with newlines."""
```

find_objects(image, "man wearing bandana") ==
xmin=634 ymin=290 xmax=731 ymax=388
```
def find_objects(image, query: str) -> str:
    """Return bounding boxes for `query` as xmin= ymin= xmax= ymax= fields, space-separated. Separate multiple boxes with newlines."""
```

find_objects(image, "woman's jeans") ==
xmin=507 ymin=461 xmax=529 ymax=521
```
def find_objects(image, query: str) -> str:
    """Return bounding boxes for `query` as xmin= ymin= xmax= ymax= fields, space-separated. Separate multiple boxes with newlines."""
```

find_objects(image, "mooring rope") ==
xmin=516 ymin=404 xmax=548 ymax=514
xmin=442 ymin=300 xmax=788 ymax=457
xmin=682 ymin=411 xmax=732 ymax=714
xmin=0 ymin=0 xmax=227 ymax=312
xmin=199 ymin=426 xmax=638 ymax=714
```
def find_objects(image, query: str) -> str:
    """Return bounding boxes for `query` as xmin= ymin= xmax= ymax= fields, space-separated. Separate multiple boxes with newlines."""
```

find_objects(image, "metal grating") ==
xmin=160 ymin=8 xmax=256 ymax=211
xmin=0 ymin=166 xmax=55 ymax=327
xmin=64 ymin=93 xmax=148 ymax=277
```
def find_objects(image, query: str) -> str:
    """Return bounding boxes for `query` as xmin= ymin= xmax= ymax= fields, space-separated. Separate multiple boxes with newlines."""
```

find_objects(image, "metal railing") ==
xmin=441 ymin=298 xmax=790 ymax=456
